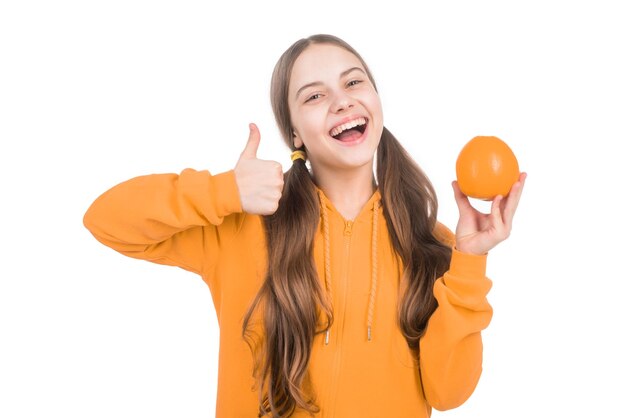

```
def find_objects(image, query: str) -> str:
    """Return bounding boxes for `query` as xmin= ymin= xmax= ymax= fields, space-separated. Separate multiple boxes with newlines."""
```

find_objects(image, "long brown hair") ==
xmin=242 ymin=34 xmax=452 ymax=417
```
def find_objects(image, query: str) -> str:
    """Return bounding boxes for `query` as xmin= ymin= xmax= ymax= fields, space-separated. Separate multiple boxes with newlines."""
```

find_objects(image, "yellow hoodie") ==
xmin=83 ymin=168 xmax=493 ymax=418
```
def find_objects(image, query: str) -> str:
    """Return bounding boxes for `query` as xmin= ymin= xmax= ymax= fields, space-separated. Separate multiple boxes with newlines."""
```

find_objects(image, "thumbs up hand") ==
xmin=234 ymin=123 xmax=284 ymax=215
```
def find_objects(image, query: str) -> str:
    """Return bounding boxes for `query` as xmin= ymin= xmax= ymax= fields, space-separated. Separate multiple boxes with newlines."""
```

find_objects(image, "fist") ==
xmin=234 ymin=123 xmax=284 ymax=215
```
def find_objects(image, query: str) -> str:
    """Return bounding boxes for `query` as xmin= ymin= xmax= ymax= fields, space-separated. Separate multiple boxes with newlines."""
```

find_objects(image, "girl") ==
xmin=84 ymin=34 xmax=526 ymax=417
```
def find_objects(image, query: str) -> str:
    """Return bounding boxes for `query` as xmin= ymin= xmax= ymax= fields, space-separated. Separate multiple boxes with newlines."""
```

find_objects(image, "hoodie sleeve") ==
xmin=83 ymin=168 xmax=243 ymax=276
xmin=418 ymin=223 xmax=493 ymax=411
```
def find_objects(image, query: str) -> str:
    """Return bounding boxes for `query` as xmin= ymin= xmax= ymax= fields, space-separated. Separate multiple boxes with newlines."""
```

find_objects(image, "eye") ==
xmin=305 ymin=93 xmax=322 ymax=103
xmin=347 ymin=79 xmax=363 ymax=87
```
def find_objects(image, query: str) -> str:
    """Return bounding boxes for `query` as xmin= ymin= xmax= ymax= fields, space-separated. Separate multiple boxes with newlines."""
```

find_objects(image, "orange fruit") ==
xmin=455 ymin=136 xmax=520 ymax=200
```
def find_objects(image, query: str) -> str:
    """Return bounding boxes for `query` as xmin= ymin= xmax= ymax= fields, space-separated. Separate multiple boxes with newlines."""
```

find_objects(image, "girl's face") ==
xmin=288 ymin=43 xmax=384 ymax=173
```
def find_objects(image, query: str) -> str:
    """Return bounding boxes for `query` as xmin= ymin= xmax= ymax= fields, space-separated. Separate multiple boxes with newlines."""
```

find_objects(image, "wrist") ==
xmin=454 ymin=239 xmax=488 ymax=256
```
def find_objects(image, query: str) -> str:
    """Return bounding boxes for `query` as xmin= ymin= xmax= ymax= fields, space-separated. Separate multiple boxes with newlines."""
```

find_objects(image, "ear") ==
xmin=293 ymin=131 xmax=303 ymax=148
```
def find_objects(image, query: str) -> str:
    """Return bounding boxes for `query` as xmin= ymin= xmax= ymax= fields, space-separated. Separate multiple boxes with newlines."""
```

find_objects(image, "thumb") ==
xmin=240 ymin=123 xmax=261 ymax=159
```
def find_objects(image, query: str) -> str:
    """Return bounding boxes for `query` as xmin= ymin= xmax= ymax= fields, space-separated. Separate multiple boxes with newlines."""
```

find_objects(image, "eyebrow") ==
xmin=295 ymin=67 xmax=366 ymax=100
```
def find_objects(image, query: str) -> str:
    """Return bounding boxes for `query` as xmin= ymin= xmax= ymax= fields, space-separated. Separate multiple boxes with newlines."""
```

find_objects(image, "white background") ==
xmin=1 ymin=1 xmax=625 ymax=417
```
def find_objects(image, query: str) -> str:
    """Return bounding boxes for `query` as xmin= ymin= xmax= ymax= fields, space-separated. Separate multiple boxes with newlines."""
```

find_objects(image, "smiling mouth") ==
xmin=329 ymin=117 xmax=368 ymax=141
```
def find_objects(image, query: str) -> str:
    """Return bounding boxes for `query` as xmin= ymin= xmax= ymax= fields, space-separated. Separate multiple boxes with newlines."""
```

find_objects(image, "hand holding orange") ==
xmin=455 ymin=136 xmax=520 ymax=201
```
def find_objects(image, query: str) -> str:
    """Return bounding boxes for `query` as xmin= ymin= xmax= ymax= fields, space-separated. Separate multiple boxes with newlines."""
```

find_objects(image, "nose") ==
xmin=331 ymin=92 xmax=355 ymax=113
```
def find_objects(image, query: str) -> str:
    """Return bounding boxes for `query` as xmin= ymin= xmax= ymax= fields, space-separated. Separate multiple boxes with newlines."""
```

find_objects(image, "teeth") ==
xmin=329 ymin=117 xmax=367 ymax=137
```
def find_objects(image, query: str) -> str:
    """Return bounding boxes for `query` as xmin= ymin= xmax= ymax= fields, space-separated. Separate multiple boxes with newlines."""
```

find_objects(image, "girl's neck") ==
xmin=313 ymin=165 xmax=377 ymax=221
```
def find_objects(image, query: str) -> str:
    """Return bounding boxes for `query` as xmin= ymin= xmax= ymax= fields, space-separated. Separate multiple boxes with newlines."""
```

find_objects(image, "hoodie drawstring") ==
xmin=367 ymin=201 xmax=379 ymax=341
xmin=318 ymin=191 xmax=333 ymax=345
xmin=317 ymin=190 xmax=379 ymax=343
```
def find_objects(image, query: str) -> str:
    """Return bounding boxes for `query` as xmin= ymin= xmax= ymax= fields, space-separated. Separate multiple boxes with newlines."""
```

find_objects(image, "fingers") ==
xmin=240 ymin=123 xmax=261 ymax=159
xmin=489 ymin=194 xmax=506 ymax=234
xmin=502 ymin=172 xmax=527 ymax=225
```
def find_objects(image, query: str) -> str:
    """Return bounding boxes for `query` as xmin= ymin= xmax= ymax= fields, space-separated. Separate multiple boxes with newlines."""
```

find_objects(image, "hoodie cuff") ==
xmin=209 ymin=170 xmax=243 ymax=217
xmin=449 ymin=247 xmax=488 ymax=279
xmin=438 ymin=248 xmax=491 ymax=306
